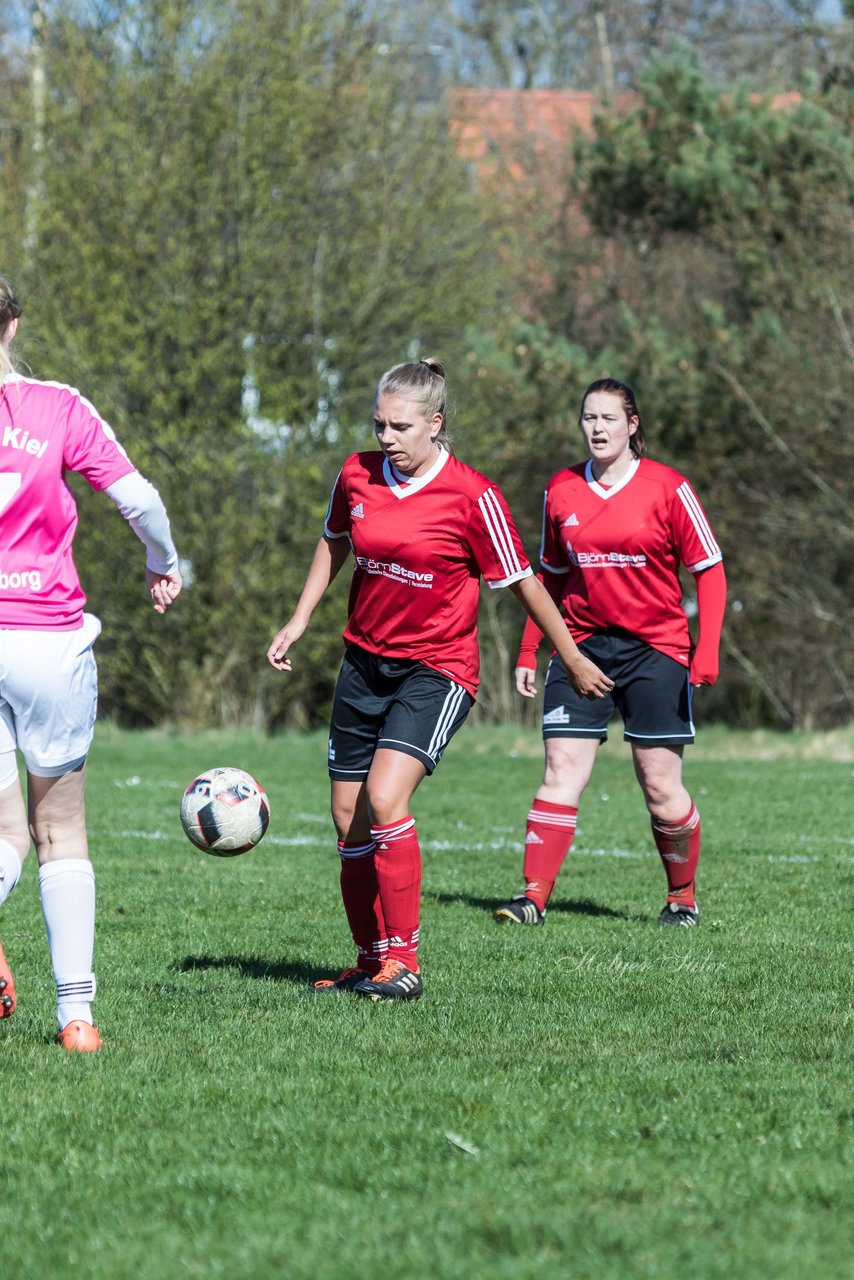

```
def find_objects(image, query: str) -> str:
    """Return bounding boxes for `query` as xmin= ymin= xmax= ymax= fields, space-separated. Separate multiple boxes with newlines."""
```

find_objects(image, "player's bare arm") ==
xmin=267 ymin=535 xmax=351 ymax=672
xmin=515 ymin=666 xmax=538 ymax=699
xmin=513 ymin=570 xmax=559 ymax=697
xmin=509 ymin=576 xmax=614 ymax=701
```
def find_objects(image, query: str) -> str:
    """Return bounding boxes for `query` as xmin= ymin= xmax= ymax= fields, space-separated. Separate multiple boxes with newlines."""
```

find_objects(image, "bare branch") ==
xmin=827 ymin=286 xmax=854 ymax=366
xmin=723 ymin=633 xmax=794 ymax=724
xmin=714 ymin=362 xmax=853 ymax=517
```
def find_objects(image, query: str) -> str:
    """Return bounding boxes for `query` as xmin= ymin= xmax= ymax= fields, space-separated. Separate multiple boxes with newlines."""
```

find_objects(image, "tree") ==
xmin=0 ymin=0 xmax=503 ymax=729
xmin=429 ymin=0 xmax=850 ymax=94
xmin=489 ymin=50 xmax=854 ymax=727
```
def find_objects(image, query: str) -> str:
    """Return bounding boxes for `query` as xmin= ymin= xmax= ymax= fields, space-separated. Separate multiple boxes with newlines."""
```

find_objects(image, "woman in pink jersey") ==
xmin=0 ymin=275 xmax=182 ymax=1050
xmin=268 ymin=358 xmax=613 ymax=1000
xmin=494 ymin=377 xmax=726 ymax=929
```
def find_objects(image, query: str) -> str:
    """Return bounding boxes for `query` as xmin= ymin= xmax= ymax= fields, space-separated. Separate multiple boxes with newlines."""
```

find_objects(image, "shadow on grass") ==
xmin=429 ymin=892 xmax=633 ymax=921
xmin=176 ymin=954 xmax=322 ymax=987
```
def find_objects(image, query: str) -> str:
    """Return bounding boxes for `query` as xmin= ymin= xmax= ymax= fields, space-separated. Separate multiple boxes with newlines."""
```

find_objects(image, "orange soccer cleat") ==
xmin=57 ymin=1020 xmax=102 ymax=1052
xmin=307 ymin=966 xmax=371 ymax=994
xmin=0 ymin=939 xmax=16 ymax=1017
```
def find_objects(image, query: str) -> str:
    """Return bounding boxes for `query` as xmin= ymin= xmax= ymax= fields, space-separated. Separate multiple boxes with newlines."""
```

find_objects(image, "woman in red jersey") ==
xmin=0 ymin=275 xmax=182 ymax=1051
xmin=267 ymin=358 xmax=613 ymax=1000
xmin=494 ymin=377 xmax=726 ymax=929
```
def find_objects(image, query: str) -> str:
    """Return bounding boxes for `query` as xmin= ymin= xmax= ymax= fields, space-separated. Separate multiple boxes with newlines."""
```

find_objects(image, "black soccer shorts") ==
xmin=542 ymin=629 xmax=695 ymax=746
xmin=328 ymin=645 xmax=474 ymax=780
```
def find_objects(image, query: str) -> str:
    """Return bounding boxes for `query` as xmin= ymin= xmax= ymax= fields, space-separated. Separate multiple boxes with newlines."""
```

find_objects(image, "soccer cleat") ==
xmin=307 ymin=966 xmax=370 ymax=995
xmin=493 ymin=895 xmax=545 ymax=926
xmin=0 ymin=939 xmax=16 ymax=1017
xmin=658 ymin=901 xmax=700 ymax=927
xmin=57 ymin=1020 xmax=102 ymax=1052
xmin=353 ymin=958 xmax=423 ymax=1002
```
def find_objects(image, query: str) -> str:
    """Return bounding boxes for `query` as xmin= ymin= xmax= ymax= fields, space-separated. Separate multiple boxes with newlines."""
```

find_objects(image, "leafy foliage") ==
xmin=1 ymin=10 xmax=851 ymax=728
xmin=431 ymin=0 xmax=849 ymax=94
xmin=0 ymin=0 xmax=501 ymax=729
xmin=485 ymin=49 xmax=854 ymax=728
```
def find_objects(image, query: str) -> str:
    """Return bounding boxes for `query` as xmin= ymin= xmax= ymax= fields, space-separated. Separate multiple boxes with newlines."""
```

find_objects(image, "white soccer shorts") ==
xmin=0 ymin=613 xmax=102 ymax=776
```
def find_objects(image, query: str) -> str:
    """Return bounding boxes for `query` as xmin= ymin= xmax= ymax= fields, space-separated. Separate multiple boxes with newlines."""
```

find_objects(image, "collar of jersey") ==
xmin=584 ymin=456 xmax=640 ymax=498
xmin=384 ymin=446 xmax=450 ymax=498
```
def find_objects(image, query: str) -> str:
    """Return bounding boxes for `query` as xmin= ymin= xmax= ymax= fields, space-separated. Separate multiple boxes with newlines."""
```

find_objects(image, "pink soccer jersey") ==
xmin=0 ymin=375 xmax=136 ymax=629
xmin=324 ymin=449 xmax=532 ymax=696
xmin=540 ymin=457 xmax=722 ymax=665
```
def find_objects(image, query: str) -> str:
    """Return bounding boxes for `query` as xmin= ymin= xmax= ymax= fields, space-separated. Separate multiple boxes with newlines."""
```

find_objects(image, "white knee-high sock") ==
xmin=39 ymin=859 xmax=97 ymax=1030
xmin=0 ymin=840 xmax=22 ymax=908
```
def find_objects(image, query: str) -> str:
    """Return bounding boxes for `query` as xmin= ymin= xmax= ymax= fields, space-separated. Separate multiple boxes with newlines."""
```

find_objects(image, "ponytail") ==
xmin=0 ymin=275 xmax=22 ymax=382
xmin=376 ymin=356 xmax=451 ymax=448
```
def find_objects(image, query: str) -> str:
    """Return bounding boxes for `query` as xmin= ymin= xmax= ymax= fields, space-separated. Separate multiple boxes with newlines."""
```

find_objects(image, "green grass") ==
xmin=2 ymin=723 xmax=852 ymax=1279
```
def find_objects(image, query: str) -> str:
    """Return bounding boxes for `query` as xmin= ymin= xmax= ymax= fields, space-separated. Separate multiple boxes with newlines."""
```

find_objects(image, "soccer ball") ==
xmin=179 ymin=767 xmax=271 ymax=856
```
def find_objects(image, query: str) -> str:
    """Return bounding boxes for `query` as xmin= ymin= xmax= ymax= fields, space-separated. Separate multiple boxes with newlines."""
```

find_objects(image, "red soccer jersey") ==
xmin=539 ymin=457 xmax=722 ymax=665
xmin=324 ymin=448 xmax=532 ymax=696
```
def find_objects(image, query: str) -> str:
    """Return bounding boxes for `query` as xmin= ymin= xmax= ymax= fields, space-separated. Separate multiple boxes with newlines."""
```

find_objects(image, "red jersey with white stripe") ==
xmin=0 ymin=375 xmax=135 ymax=629
xmin=324 ymin=448 xmax=532 ymax=696
xmin=540 ymin=457 xmax=722 ymax=665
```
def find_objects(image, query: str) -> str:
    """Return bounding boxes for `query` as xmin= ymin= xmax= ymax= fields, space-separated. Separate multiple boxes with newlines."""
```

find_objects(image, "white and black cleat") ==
xmin=494 ymin=895 xmax=546 ymax=926
xmin=658 ymin=901 xmax=700 ymax=927
xmin=353 ymin=961 xmax=423 ymax=1002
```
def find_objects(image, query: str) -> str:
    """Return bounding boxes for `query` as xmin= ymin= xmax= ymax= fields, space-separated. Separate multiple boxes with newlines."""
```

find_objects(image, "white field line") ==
xmin=112 ymin=828 xmax=854 ymax=864
xmin=111 ymin=797 xmax=854 ymax=863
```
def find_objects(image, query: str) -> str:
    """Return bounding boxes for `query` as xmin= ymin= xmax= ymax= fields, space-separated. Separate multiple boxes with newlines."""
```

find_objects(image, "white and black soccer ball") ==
xmin=180 ymin=767 xmax=271 ymax=856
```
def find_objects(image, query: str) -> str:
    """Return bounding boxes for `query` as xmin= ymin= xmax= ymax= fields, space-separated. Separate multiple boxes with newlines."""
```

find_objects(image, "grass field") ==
xmin=2 ymin=722 xmax=852 ymax=1279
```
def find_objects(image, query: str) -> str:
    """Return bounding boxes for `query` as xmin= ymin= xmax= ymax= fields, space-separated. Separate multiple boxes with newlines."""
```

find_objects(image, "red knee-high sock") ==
xmin=651 ymin=802 xmax=701 ymax=907
xmin=522 ymin=799 xmax=578 ymax=911
xmin=370 ymin=817 xmax=421 ymax=972
xmin=338 ymin=840 xmax=386 ymax=976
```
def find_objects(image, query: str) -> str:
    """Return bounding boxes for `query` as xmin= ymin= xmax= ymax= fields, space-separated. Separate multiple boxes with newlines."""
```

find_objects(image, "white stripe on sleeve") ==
xmin=677 ymin=482 xmax=720 ymax=560
xmin=478 ymin=487 xmax=523 ymax=579
xmin=538 ymin=489 xmax=548 ymax=565
xmin=323 ymin=469 xmax=350 ymax=538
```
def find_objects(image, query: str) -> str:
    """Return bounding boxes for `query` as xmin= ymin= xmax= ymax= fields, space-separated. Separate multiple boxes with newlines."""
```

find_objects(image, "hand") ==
xmin=566 ymin=655 xmax=614 ymax=701
xmin=515 ymin=666 xmax=538 ymax=698
xmin=689 ymin=646 xmax=719 ymax=686
xmin=147 ymin=569 xmax=182 ymax=614
xmin=267 ymin=618 xmax=307 ymax=672
xmin=689 ymin=656 xmax=719 ymax=686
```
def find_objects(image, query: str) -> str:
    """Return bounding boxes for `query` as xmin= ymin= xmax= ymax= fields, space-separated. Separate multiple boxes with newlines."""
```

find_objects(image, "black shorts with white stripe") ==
xmin=328 ymin=644 xmax=474 ymax=780
xmin=543 ymin=629 xmax=695 ymax=746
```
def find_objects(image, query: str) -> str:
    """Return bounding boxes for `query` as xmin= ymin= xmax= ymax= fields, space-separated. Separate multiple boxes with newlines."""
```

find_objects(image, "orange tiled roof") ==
xmin=449 ymin=88 xmax=606 ymax=179
xmin=448 ymin=86 xmax=802 ymax=183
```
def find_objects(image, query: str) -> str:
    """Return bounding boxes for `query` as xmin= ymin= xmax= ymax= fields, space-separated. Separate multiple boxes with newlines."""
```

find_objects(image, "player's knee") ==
xmin=331 ymin=805 xmax=359 ymax=842
xmin=0 ymin=825 xmax=31 ymax=861
xmin=0 ymin=783 xmax=29 ymax=860
xmin=542 ymin=761 xmax=590 ymax=804
xmin=642 ymin=779 xmax=691 ymax=821
xmin=29 ymin=816 xmax=89 ymax=864
xmin=365 ymin=782 xmax=404 ymax=828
